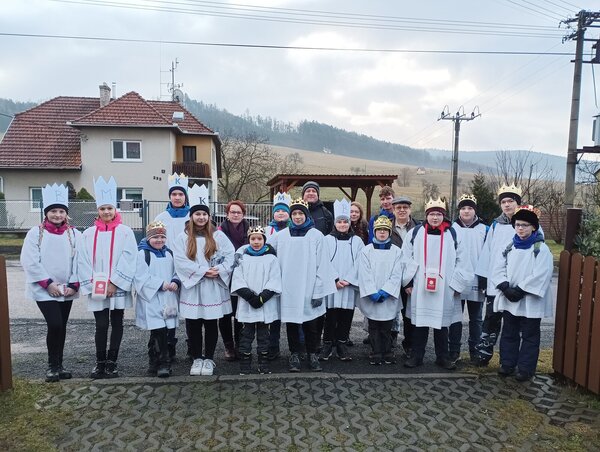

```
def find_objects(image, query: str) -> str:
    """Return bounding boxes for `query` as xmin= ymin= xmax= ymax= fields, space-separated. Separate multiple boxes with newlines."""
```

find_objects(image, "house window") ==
xmin=112 ymin=140 xmax=142 ymax=161
xmin=183 ymin=146 xmax=197 ymax=162
xmin=117 ymin=187 xmax=143 ymax=210
xmin=0 ymin=176 xmax=3 ymax=194
xmin=30 ymin=187 xmax=42 ymax=211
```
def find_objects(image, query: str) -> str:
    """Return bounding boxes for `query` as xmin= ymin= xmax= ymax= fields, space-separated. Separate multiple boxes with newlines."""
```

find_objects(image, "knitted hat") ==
xmin=247 ymin=225 xmax=267 ymax=241
xmin=457 ymin=194 xmax=477 ymax=210
xmin=497 ymin=184 xmax=522 ymax=204
xmin=302 ymin=181 xmax=320 ymax=197
xmin=511 ymin=205 xmax=541 ymax=231
xmin=146 ymin=221 xmax=167 ymax=239
xmin=290 ymin=198 xmax=310 ymax=218
xmin=373 ymin=215 xmax=392 ymax=231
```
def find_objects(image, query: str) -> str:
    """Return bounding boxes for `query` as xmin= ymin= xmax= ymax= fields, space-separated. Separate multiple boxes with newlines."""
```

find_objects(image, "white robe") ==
xmin=269 ymin=227 xmax=336 ymax=323
xmin=357 ymin=243 xmax=403 ymax=321
xmin=134 ymin=249 xmax=179 ymax=330
xmin=20 ymin=225 xmax=81 ymax=302
xmin=173 ymin=230 xmax=234 ymax=320
xmin=452 ymin=221 xmax=487 ymax=302
xmin=230 ymin=246 xmax=282 ymax=324
xmin=476 ymin=221 xmax=518 ymax=293
xmin=77 ymin=224 xmax=137 ymax=311
xmin=154 ymin=210 xmax=189 ymax=250
xmin=402 ymin=227 xmax=472 ymax=329
xmin=492 ymin=240 xmax=554 ymax=319
xmin=324 ymin=235 xmax=364 ymax=310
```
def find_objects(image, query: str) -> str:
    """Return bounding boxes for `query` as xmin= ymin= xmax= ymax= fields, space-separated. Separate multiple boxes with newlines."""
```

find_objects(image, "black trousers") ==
xmin=186 ymin=318 xmax=218 ymax=360
xmin=219 ymin=295 xmax=241 ymax=346
xmin=36 ymin=300 xmax=73 ymax=368
xmin=323 ymin=308 xmax=353 ymax=343
xmin=475 ymin=295 xmax=503 ymax=362
xmin=368 ymin=319 xmax=393 ymax=360
xmin=400 ymin=290 xmax=414 ymax=351
xmin=412 ymin=326 xmax=449 ymax=361
xmin=148 ymin=327 xmax=169 ymax=364
xmin=287 ymin=316 xmax=321 ymax=354
xmin=500 ymin=312 xmax=541 ymax=377
xmin=93 ymin=308 xmax=124 ymax=361
xmin=239 ymin=322 xmax=270 ymax=355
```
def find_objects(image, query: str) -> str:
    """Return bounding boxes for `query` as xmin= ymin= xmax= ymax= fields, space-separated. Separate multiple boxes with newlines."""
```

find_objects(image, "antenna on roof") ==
xmin=169 ymin=59 xmax=184 ymax=102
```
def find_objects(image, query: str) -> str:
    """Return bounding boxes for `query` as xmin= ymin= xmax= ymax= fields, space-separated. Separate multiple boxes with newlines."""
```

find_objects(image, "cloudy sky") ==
xmin=1 ymin=0 xmax=598 ymax=157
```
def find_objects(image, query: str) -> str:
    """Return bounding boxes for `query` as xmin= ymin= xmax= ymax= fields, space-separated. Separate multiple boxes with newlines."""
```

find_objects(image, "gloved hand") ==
xmin=259 ymin=289 xmax=276 ymax=303
xmin=496 ymin=281 xmax=510 ymax=292
xmin=248 ymin=295 xmax=264 ymax=309
xmin=478 ymin=276 xmax=488 ymax=291
xmin=504 ymin=286 xmax=526 ymax=303
xmin=311 ymin=298 xmax=323 ymax=308
xmin=369 ymin=293 xmax=381 ymax=302
xmin=376 ymin=290 xmax=389 ymax=303
xmin=236 ymin=287 xmax=256 ymax=302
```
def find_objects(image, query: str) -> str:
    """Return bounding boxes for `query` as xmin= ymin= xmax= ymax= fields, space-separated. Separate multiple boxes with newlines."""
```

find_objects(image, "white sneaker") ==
xmin=190 ymin=358 xmax=204 ymax=376
xmin=201 ymin=359 xmax=215 ymax=376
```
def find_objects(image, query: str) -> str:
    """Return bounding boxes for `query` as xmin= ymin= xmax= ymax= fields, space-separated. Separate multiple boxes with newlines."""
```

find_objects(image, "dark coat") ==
xmin=309 ymin=200 xmax=333 ymax=235
xmin=390 ymin=217 xmax=420 ymax=248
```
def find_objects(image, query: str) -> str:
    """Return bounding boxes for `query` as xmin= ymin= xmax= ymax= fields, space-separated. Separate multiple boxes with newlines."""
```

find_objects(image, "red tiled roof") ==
xmin=0 ymin=97 xmax=99 ymax=169
xmin=0 ymin=92 xmax=217 ymax=169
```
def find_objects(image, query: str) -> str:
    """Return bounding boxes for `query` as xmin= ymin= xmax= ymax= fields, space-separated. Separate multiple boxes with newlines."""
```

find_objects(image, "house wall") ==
xmin=79 ymin=127 xmax=175 ymax=201
xmin=174 ymin=135 xmax=219 ymax=201
xmin=0 ymin=169 xmax=82 ymax=200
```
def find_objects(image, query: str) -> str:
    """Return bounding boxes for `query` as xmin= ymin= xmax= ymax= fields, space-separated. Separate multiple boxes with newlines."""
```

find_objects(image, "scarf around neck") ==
xmin=513 ymin=230 xmax=543 ymax=250
xmin=166 ymin=203 xmax=190 ymax=218
xmin=42 ymin=219 xmax=70 ymax=235
xmin=372 ymin=237 xmax=392 ymax=249
xmin=289 ymin=217 xmax=315 ymax=236
xmin=94 ymin=211 xmax=123 ymax=231
xmin=138 ymin=237 xmax=169 ymax=257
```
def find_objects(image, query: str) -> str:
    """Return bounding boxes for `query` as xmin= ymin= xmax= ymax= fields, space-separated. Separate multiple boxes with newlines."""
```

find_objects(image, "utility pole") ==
xmin=438 ymin=106 xmax=481 ymax=219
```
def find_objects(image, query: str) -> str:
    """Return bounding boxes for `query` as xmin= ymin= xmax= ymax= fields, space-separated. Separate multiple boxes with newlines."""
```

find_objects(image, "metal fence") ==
xmin=0 ymin=200 xmax=273 ymax=234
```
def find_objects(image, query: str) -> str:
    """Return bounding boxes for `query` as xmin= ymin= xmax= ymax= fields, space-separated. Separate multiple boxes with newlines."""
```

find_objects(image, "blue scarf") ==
xmin=513 ymin=230 xmax=543 ymax=250
xmin=289 ymin=217 xmax=315 ymax=236
xmin=138 ymin=238 xmax=169 ymax=257
xmin=245 ymin=244 xmax=270 ymax=256
xmin=268 ymin=219 xmax=290 ymax=231
xmin=166 ymin=202 xmax=190 ymax=218
xmin=372 ymin=237 xmax=392 ymax=249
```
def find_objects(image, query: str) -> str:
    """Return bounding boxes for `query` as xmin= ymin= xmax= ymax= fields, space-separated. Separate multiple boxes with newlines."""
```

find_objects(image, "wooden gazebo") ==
xmin=266 ymin=174 xmax=397 ymax=217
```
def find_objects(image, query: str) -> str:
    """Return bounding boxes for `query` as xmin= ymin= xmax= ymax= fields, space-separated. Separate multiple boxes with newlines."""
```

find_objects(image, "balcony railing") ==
xmin=172 ymin=161 xmax=211 ymax=179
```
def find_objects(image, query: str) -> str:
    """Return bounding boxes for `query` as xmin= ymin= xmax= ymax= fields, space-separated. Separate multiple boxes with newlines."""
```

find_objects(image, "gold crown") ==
xmin=373 ymin=215 xmax=392 ymax=231
xmin=425 ymin=197 xmax=447 ymax=212
xmin=497 ymin=184 xmax=522 ymax=197
xmin=290 ymin=198 xmax=309 ymax=209
xmin=146 ymin=221 xmax=167 ymax=235
xmin=457 ymin=193 xmax=477 ymax=206
xmin=515 ymin=204 xmax=541 ymax=219
xmin=247 ymin=225 xmax=266 ymax=237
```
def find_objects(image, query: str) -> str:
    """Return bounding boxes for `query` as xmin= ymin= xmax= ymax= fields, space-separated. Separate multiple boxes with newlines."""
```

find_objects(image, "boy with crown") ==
xmin=77 ymin=176 xmax=138 ymax=379
xmin=231 ymin=226 xmax=282 ymax=375
xmin=492 ymin=205 xmax=553 ymax=381
xmin=449 ymin=194 xmax=488 ymax=364
xmin=357 ymin=215 xmax=403 ymax=365
xmin=21 ymin=183 xmax=81 ymax=382
xmin=134 ymin=221 xmax=181 ymax=378
xmin=401 ymin=197 xmax=471 ymax=370
xmin=268 ymin=197 xmax=336 ymax=372
xmin=321 ymin=199 xmax=365 ymax=361
xmin=154 ymin=172 xmax=189 ymax=361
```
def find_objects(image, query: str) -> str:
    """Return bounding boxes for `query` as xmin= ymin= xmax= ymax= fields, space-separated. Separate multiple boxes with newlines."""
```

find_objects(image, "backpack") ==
xmin=144 ymin=248 xmax=173 ymax=266
xmin=502 ymin=241 xmax=542 ymax=259
xmin=410 ymin=223 xmax=458 ymax=250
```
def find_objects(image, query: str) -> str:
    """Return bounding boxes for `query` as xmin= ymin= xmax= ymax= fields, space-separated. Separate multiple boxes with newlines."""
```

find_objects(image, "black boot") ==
xmin=90 ymin=350 xmax=106 ymax=379
xmin=309 ymin=353 xmax=322 ymax=372
xmin=239 ymin=353 xmax=252 ymax=375
xmin=147 ymin=332 xmax=159 ymax=375
xmin=45 ymin=366 xmax=60 ymax=383
xmin=336 ymin=341 xmax=352 ymax=361
xmin=320 ymin=341 xmax=333 ymax=361
xmin=257 ymin=352 xmax=271 ymax=375
xmin=156 ymin=329 xmax=171 ymax=378
xmin=57 ymin=348 xmax=72 ymax=379
xmin=105 ymin=349 xmax=119 ymax=378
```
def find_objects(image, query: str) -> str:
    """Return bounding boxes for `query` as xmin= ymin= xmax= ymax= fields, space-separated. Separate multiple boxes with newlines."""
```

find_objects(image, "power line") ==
xmin=540 ymin=0 xmax=579 ymax=14
xmin=552 ymin=0 xmax=583 ymax=11
xmin=518 ymin=0 xmax=570 ymax=18
xmin=0 ymin=32 xmax=574 ymax=54
xmin=501 ymin=0 xmax=565 ymax=23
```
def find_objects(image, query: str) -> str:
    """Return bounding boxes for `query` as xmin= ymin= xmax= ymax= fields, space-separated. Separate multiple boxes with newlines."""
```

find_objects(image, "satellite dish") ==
xmin=173 ymin=88 xmax=184 ymax=103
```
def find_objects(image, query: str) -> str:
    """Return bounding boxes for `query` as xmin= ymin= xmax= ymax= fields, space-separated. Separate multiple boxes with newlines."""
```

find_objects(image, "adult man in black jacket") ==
xmin=302 ymin=181 xmax=333 ymax=235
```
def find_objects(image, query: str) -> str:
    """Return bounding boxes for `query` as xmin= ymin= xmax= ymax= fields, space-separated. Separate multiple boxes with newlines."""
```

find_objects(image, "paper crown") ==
xmin=425 ymin=197 xmax=447 ymax=212
xmin=146 ymin=221 xmax=167 ymax=238
xmin=497 ymin=184 xmax=522 ymax=197
xmin=333 ymin=199 xmax=351 ymax=220
xmin=42 ymin=183 xmax=68 ymax=210
xmin=290 ymin=198 xmax=309 ymax=210
xmin=457 ymin=193 xmax=477 ymax=207
xmin=373 ymin=215 xmax=392 ymax=231
xmin=94 ymin=176 xmax=117 ymax=208
xmin=168 ymin=173 xmax=188 ymax=192
xmin=514 ymin=204 xmax=541 ymax=218
xmin=247 ymin=225 xmax=266 ymax=237
xmin=188 ymin=184 xmax=209 ymax=208
xmin=273 ymin=191 xmax=292 ymax=207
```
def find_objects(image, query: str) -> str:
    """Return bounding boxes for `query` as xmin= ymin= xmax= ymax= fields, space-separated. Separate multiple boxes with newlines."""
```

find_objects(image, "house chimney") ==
xmin=99 ymin=83 xmax=111 ymax=107
xmin=111 ymin=82 xmax=117 ymax=100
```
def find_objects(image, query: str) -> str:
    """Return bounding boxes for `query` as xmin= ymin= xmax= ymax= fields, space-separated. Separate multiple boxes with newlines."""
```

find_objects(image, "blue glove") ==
xmin=377 ymin=289 xmax=390 ymax=300
xmin=369 ymin=293 xmax=380 ymax=302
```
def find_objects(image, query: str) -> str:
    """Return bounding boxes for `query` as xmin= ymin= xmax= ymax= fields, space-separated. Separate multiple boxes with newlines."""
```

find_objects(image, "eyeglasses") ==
xmin=228 ymin=211 xmax=243 ymax=215
xmin=514 ymin=223 xmax=532 ymax=229
xmin=395 ymin=206 xmax=410 ymax=210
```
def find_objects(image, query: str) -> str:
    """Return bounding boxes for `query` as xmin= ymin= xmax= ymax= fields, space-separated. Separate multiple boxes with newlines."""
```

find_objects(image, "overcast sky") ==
xmin=1 ymin=0 xmax=599 ymax=157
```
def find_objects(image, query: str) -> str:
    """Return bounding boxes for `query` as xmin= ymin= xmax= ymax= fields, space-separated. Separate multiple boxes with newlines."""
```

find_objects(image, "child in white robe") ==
xmin=134 ymin=221 xmax=181 ymax=378
xmin=231 ymin=226 xmax=282 ymax=375
xmin=357 ymin=215 xmax=403 ymax=365
xmin=20 ymin=183 xmax=80 ymax=382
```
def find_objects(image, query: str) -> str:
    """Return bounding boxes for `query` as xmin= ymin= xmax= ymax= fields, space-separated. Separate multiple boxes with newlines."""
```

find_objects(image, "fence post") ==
xmin=0 ymin=255 xmax=13 ymax=391
xmin=564 ymin=208 xmax=582 ymax=252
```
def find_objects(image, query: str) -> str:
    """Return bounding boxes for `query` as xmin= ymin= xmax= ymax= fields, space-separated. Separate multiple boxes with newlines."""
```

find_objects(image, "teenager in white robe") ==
xmin=231 ymin=227 xmax=282 ymax=375
xmin=20 ymin=185 xmax=80 ymax=382
xmin=357 ymin=215 xmax=403 ymax=365
xmin=268 ymin=198 xmax=336 ymax=372
xmin=448 ymin=194 xmax=488 ymax=363
xmin=172 ymin=203 xmax=234 ymax=377
xmin=78 ymin=185 xmax=137 ymax=379
xmin=134 ymin=221 xmax=181 ymax=378
xmin=321 ymin=208 xmax=364 ymax=362
xmin=492 ymin=206 xmax=553 ymax=381
xmin=402 ymin=198 xmax=471 ymax=370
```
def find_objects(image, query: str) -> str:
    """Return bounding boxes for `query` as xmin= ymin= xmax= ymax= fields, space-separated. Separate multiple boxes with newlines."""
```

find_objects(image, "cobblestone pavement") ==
xmin=38 ymin=374 xmax=600 ymax=451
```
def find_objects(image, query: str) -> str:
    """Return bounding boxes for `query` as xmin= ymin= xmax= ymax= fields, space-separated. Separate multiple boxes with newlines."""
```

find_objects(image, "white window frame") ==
xmin=30 ymin=187 xmax=42 ymax=212
xmin=111 ymin=140 xmax=142 ymax=162
xmin=117 ymin=187 xmax=143 ymax=211
xmin=0 ymin=176 xmax=3 ymax=194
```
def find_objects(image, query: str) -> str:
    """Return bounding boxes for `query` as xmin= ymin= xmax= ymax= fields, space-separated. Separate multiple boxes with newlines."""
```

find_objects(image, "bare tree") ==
xmin=535 ymin=178 xmax=565 ymax=243
xmin=421 ymin=180 xmax=440 ymax=201
xmin=397 ymin=167 xmax=411 ymax=187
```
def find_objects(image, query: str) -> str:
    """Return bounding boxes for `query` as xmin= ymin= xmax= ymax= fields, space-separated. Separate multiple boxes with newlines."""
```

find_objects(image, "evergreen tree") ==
xmin=470 ymin=171 xmax=500 ymax=223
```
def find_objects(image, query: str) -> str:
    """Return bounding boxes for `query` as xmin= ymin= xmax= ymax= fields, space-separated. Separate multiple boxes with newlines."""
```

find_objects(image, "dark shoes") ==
xmin=336 ymin=341 xmax=352 ymax=361
xmin=90 ymin=361 xmax=106 ymax=379
xmin=498 ymin=365 xmax=516 ymax=377
xmin=105 ymin=360 xmax=119 ymax=378
xmin=45 ymin=368 xmax=60 ymax=383
xmin=239 ymin=354 xmax=252 ymax=375
xmin=157 ymin=364 xmax=171 ymax=378
xmin=267 ymin=347 xmax=280 ymax=361
xmin=309 ymin=353 xmax=322 ymax=372
xmin=515 ymin=371 xmax=533 ymax=382
xmin=404 ymin=356 xmax=423 ymax=368
xmin=224 ymin=342 xmax=238 ymax=362
xmin=288 ymin=353 xmax=301 ymax=372
xmin=58 ymin=366 xmax=72 ymax=380
xmin=435 ymin=358 xmax=457 ymax=371
xmin=258 ymin=353 xmax=271 ymax=375
xmin=320 ymin=342 xmax=333 ymax=361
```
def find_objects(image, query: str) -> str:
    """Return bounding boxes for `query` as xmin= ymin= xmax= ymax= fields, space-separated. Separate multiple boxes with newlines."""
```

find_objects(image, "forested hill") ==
xmin=0 ymin=99 xmax=37 ymax=131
